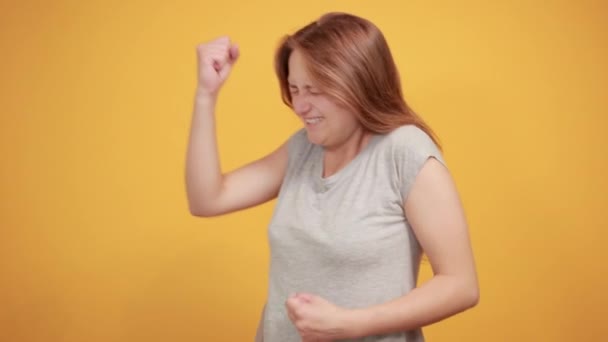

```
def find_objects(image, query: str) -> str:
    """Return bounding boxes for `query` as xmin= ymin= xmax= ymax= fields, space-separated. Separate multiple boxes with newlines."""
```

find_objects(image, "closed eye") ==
xmin=288 ymin=84 xmax=321 ymax=96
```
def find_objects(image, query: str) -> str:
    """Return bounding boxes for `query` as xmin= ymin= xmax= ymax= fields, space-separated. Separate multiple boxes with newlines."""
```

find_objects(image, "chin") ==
xmin=306 ymin=137 xmax=323 ymax=146
xmin=304 ymin=130 xmax=324 ymax=146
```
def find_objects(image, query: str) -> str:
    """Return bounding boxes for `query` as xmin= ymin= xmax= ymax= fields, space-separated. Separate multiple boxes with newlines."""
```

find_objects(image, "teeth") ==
xmin=306 ymin=117 xmax=323 ymax=124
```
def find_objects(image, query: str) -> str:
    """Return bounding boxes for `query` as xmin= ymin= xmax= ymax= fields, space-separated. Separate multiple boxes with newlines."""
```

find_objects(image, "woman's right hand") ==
xmin=196 ymin=36 xmax=240 ymax=97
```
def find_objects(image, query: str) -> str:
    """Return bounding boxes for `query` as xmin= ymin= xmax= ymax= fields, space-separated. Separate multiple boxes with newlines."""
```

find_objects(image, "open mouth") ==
xmin=305 ymin=117 xmax=324 ymax=125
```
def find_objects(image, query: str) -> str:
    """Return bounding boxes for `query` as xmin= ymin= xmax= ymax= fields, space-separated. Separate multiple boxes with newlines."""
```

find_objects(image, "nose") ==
xmin=292 ymin=95 xmax=312 ymax=116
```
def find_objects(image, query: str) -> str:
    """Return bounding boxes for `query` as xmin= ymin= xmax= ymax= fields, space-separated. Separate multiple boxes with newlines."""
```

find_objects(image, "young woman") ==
xmin=186 ymin=12 xmax=479 ymax=342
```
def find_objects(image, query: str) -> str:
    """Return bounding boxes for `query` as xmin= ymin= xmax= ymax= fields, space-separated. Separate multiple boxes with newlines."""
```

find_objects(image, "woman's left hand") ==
xmin=285 ymin=293 xmax=352 ymax=342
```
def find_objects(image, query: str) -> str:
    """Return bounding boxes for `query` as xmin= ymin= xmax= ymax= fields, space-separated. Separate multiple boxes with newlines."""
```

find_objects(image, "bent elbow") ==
xmin=188 ymin=201 xmax=219 ymax=217
xmin=464 ymin=282 xmax=480 ymax=309
xmin=189 ymin=206 xmax=209 ymax=217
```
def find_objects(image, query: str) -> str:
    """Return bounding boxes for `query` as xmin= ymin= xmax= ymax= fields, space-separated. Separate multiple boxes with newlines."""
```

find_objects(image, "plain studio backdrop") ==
xmin=1 ymin=1 xmax=606 ymax=341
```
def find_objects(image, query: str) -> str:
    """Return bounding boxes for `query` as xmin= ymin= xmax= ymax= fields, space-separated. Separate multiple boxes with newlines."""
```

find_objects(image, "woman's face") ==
xmin=287 ymin=49 xmax=363 ymax=148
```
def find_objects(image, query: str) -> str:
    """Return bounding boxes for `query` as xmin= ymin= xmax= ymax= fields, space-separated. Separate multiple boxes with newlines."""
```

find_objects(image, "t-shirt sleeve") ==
xmin=392 ymin=125 xmax=447 ymax=203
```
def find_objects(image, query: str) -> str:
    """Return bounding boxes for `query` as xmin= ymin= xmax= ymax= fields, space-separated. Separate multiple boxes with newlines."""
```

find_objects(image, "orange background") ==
xmin=1 ymin=1 xmax=606 ymax=341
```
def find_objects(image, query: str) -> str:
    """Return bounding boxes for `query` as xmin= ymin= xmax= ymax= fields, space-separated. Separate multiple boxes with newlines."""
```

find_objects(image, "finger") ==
xmin=196 ymin=45 xmax=227 ymax=60
xmin=205 ymin=52 xmax=230 ymax=71
xmin=209 ymin=36 xmax=230 ymax=45
xmin=228 ymin=44 xmax=240 ymax=62
xmin=200 ymin=49 xmax=226 ymax=61
xmin=211 ymin=59 xmax=227 ymax=72
xmin=211 ymin=47 xmax=238 ymax=74
xmin=198 ymin=44 xmax=230 ymax=61
xmin=205 ymin=45 xmax=230 ymax=55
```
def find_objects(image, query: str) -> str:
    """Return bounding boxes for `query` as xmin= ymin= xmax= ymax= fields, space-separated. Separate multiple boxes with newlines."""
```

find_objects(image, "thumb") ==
xmin=218 ymin=44 xmax=239 ymax=80
xmin=228 ymin=44 xmax=240 ymax=63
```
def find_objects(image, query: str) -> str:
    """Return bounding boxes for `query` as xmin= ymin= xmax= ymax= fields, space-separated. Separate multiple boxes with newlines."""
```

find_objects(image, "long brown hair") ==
xmin=275 ymin=12 xmax=441 ymax=149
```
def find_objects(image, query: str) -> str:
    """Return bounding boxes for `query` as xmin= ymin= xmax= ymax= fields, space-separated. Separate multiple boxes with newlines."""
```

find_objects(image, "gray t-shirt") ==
xmin=263 ymin=124 xmax=445 ymax=342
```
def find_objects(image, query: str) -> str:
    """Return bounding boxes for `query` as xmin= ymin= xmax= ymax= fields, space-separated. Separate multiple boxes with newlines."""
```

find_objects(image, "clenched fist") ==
xmin=196 ymin=36 xmax=240 ymax=97
xmin=286 ymin=293 xmax=351 ymax=342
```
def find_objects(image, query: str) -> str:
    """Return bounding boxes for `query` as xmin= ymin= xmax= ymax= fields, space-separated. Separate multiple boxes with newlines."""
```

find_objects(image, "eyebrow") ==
xmin=287 ymin=83 xmax=316 ymax=89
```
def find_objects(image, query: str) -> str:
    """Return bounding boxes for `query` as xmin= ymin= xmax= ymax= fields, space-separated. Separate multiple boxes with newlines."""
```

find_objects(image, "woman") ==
xmin=186 ymin=12 xmax=479 ymax=342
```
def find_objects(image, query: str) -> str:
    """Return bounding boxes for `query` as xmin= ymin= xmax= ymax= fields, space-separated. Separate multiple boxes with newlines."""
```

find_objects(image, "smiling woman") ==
xmin=274 ymin=12 xmax=440 ymax=142
xmin=186 ymin=11 xmax=479 ymax=342
xmin=285 ymin=49 xmax=364 ymax=152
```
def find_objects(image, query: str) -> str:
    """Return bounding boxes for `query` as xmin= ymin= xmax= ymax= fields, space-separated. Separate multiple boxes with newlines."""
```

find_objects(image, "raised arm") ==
xmin=185 ymin=37 xmax=288 ymax=217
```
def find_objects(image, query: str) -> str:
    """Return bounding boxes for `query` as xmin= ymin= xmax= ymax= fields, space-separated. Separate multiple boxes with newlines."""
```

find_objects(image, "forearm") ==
xmin=185 ymin=89 xmax=223 ymax=215
xmin=345 ymin=275 xmax=479 ymax=339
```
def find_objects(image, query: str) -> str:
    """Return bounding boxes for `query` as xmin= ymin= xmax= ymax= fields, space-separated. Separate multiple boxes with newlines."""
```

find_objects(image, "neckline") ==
xmin=314 ymin=133 xmax=381 ymax=187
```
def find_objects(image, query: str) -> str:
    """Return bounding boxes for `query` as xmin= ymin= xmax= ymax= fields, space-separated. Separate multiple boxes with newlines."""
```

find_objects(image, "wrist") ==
xmin=194 ymin=87 xmax=218 ymax=104
xmin=340 ymin=308 xmax=370 ymax=339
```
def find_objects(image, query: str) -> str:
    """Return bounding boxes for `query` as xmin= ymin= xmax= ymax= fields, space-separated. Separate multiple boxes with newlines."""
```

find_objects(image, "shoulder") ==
xmin=380 ymin=125 xmax=447 ymax=200
xmin=378 ymin=125 xmax=443 ymax=163
xmin=384 ymin=125 xmax=439 ymax=152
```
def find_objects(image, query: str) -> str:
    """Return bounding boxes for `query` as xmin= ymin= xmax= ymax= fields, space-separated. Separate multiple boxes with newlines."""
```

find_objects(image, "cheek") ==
xmin=315 ymin=96 xmax=339 ymax=109
xmin=336 ymin=109 xmax=359 ymax=126
xmin=315 ymin=98 xmax=360 ymax=126
xmin=316 ymin=100 xmax=345 ymax=116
